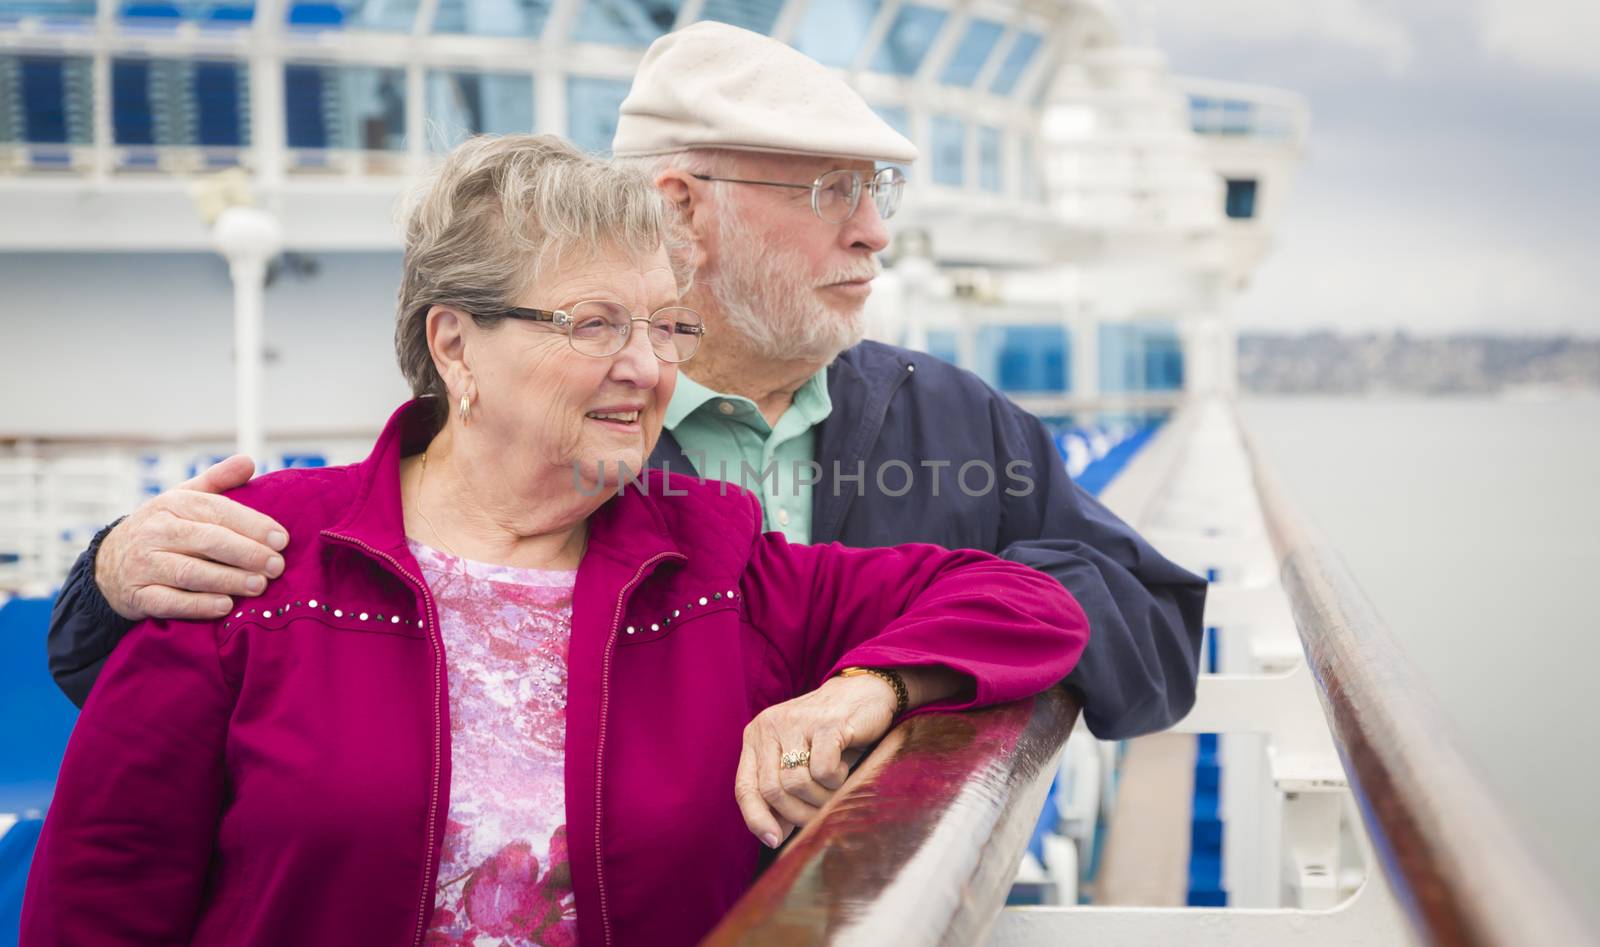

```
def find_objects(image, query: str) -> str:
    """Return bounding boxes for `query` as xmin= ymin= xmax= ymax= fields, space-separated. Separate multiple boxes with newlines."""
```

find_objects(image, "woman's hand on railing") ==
xmin=734 ymin=666 xmax=968 ymax=849
xmin=705 ymin=688 xmax=1082 ymax=946
xmin=734 ymin=673 xmax=895 ymax=849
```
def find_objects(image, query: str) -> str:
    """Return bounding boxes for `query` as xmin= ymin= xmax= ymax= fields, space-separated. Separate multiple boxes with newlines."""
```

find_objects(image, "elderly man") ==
xmin=48 ymin=23 xmax=1204 ymax=741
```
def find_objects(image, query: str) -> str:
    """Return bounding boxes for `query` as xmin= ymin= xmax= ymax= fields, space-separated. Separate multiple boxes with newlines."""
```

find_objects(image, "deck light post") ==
xmin=211 ymin=206 xmax=282 ymax=465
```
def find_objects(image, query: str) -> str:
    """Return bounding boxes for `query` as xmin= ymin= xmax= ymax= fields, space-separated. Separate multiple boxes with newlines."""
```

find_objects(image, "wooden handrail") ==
xmin=1241 ymin=422 xmax=1599 ymax=947
xmin=699 ymin=688 xmax=1081 ymax=947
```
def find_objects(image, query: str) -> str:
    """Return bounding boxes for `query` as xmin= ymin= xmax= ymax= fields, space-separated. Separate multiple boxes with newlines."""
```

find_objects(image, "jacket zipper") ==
xmin=595 ymin=550 xmax=682 ymax=947
xmin=321 ymin=530 xmax=444 ymax=947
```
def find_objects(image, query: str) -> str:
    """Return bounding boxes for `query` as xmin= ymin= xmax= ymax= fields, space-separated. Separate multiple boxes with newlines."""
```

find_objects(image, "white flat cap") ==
xmin=612 ymin=22 xmax=919 ymax=165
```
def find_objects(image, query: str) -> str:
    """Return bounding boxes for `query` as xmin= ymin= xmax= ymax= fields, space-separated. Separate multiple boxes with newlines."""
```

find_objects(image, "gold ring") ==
xmin=780 ymin=749 xmax=811 ymax=770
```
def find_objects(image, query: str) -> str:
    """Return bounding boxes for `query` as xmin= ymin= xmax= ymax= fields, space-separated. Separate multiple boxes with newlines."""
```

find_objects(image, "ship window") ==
xmin=2 ymin=55 xmax=93 ymax=145
xmin=871 ymin=104 xmax=912 ymax=180
xmin=977 ymin=125 xmax=1002 ymax=193
xmin=873 ymin=104 xmax=909 ymax=137
xmin=1225 ymin=178 xmax=1258 ymax=219
xmin=990 ymin=30 xmax=1041 ymax=95
xmin=939 ymin=17 xmax=1003 ymax=87
xmin=111 ymin=58 xmax=249 ymax=152
xmin=112 ymin=60 xmax=156 ymax=145
xmin=696 ymin=0 xmax=782 ymax=34
xmin=869 ymin=4 xmax=948 ymax=76
xmin=1101 ymin=324 xmax=1183 ymax=393
xmin=930 ymin=114 xmax=965 ymax=187
xmin=117 ymin=1 xmax=253 ymax=25
xmin=1 ymin=1 xmax=96 ymax=25
xmin=566 ymin=76 xmax=632 ymax=155
xmin=432 ymin=0 xmax=549 ymax=37
xmin=982 ymin=325 xmax=1069 ymax=392
xmin=284 ymin=64 xmax=406 ymax=151
xmin=573 ymin=0 xmax=681 ymax=47
xmin=286 ymin=0 xmax=420 ymax=31
xmin=792 ymin=0 xmax=882 ymax=69
xmin=426 ymin=71 xmax=534 ymax=150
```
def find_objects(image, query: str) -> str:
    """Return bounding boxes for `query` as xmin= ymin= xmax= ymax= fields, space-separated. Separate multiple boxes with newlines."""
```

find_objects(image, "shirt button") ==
xmin=718 ymin=401 xmax=736 ymax=415
xmin=778 ymin=509 xmax=791 ymax=527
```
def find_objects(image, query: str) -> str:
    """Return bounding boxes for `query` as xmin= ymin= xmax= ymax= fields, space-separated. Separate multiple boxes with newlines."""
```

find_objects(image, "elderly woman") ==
xmin=22 ymin=135 xmax=1087 ymax=947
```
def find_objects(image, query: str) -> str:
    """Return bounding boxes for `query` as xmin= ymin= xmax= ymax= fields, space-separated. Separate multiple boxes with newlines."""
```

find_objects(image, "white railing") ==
xmin=987 ymin=399 xmax=1417 ymax=945
xmin=0 ymin=433 xmax=374 ymax=594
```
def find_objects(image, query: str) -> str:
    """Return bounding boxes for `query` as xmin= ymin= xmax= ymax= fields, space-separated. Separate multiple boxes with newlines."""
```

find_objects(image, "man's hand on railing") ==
xmin=96 ymin=454 xmax=288 ymax=621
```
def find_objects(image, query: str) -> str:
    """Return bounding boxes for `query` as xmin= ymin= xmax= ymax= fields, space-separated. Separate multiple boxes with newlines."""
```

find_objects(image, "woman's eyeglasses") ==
xmin=491 ymin=300 xmax=705 ymax=363
xmin=690 ymin=167 xmax=906 ymax=224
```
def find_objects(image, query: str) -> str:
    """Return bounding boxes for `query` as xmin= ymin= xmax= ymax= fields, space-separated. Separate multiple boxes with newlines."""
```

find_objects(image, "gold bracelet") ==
xmin=837 ymin=666 xmax=909 ymax=717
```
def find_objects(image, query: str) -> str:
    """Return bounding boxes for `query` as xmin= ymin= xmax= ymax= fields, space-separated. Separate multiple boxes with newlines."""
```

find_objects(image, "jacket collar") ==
xmin=322 ymin=399 xmax=439 ymax=558
xmin=324 ymin=399 xmax=682 ymax=574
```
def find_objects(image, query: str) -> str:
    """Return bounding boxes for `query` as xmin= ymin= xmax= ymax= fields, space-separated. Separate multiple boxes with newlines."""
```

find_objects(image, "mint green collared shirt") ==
xmin=663 ymin=371 xmax=831 ymax=543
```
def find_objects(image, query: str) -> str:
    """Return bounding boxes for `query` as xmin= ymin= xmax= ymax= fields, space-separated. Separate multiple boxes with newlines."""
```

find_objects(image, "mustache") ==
xmin=821 ymin=263 xmax=881 ymax=286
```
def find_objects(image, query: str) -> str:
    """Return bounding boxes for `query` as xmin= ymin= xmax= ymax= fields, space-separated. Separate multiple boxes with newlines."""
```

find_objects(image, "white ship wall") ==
xmin=1 ymin=252 xmax=410 ymax=437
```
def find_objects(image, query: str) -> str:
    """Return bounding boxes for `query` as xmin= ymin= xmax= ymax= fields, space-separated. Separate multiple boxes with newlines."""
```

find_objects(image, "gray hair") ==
xmin=395 ymin=134 xmax=686 ymax=401
xmin=610 ymin=147 xmax=741 ymax=206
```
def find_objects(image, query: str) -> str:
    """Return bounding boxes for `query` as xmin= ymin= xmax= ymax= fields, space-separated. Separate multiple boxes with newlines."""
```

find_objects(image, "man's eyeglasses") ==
xmin=691 ymin=167 xmax=906 ymax=224
xmin=490 ymin=300 xmax=705 ymax=363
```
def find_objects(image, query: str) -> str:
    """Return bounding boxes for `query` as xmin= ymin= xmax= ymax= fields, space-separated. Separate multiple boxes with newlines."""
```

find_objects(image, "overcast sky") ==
xmin=1142 ymin=0 xmax=1599 ymax=336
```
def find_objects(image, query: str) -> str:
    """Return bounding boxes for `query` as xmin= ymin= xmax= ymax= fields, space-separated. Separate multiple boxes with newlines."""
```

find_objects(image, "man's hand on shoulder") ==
xmin=96 ymin=455 xmax=289 ymax=622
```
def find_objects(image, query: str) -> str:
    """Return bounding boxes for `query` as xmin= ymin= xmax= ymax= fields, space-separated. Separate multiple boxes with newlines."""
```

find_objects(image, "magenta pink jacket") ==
xmin=22 ymin=400 xmax=1087 ymax=947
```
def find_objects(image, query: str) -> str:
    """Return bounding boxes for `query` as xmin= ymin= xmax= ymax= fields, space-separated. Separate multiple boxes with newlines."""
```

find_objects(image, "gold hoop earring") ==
xmin=459 ymin=394 xmax=471 ymax=423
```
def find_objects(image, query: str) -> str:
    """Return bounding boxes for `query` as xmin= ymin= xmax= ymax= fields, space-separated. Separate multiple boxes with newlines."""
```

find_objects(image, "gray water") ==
xmin=1240 ymin=396 xmax=1600 ymax=908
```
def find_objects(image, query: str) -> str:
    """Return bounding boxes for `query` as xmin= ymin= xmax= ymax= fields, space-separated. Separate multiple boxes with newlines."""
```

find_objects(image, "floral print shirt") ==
xmin=413 ymin=540 xmax=579 ymax=947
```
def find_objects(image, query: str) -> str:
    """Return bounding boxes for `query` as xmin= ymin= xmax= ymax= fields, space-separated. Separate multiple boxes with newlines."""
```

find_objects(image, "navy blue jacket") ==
xmin=48 ymin=341 xmax=1204 ymax=738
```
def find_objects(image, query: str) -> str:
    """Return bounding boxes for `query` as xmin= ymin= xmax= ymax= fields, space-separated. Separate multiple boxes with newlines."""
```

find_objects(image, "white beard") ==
xmin=707 ymin=210 xmax=874 ymax=364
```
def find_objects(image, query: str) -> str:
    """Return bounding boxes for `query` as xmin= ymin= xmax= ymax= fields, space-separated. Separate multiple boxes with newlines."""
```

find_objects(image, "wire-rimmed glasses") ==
xmin=690 ymin=167 xmax=906 ymax=224
xmin=493 ymin=300 xmax=705 ymax=363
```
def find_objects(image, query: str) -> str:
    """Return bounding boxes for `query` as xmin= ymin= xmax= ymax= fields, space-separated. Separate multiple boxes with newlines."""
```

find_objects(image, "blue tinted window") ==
xmin=1 ymin=1 xmax=97 ymax=23
xmin=10 ymin=55 xmax=92 ymax=144
xmin=434 ymin=0 xmax=548 ymax=36
xmin=1225 ymin=178 xmax=1258 ymax=219
xmin=574 ymin=0 xmax=681 ymax=46
xmin=118 ymin=1 xmax=253 ymax=24
xmin=1145 ymin=330 xmax=1183 ymax=390
xmin=872 ymin=104 xmax=912 ymax=180
xmin=792 ymin=0 xmax=881 ymax=69
xmin=870 ymin=4 xmax=947 ymax=76
xmin=426 ymin=71 xmax=534 ymax=150
xmin=1100 ymin=324 xmax=1183 ymax=393
xmin=284 ymin=64 xmax=329 ymax=148
xmin=977 ymin=125 xmax=1001 ymax=193
xmin=980 ymin=325 xmax=1068 ymax=392
xmin=287 ymin=0 xmax=419 ymax=31
xmin=566 ymin=76 xmax=631 ymax=154
xmin=939 ymin=18 xmax=1002 ymax=86
xmin=194 ymin=62 xmax=247 ymax=146
xmin=990 ymin=30 xmax=1040 ymax=95
xmin=697 ymin=0 xmax=781 ymax=34
xmin=926 ymin=329 xmax=959 ymax=365
xmin=111 ymin=60 xmax=155 ymax=145
xmin=285 ymin=64 xmax=405 ymax=150
xmin=111 ymin=58 xmax=248 ymax=149
xmin=873 ymin=104 xmax=909 ymax=137
xmin=930 ymin=114 xmax=964 ymax=187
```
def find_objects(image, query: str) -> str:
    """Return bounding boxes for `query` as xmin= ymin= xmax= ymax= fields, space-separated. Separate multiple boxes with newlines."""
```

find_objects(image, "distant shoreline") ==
xmin=1238 ymin=332 xmax=1600 ymax=396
